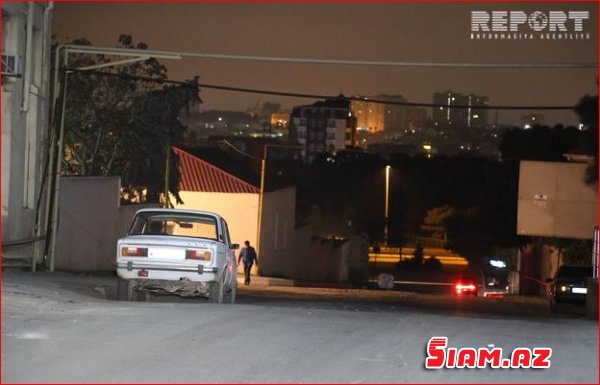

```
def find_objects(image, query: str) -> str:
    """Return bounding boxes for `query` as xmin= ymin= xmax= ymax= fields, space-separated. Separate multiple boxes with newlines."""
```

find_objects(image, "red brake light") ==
xmin=122 ymin=247 xmax=148 ymax=257
xmin=455 ymin=282 xmax=476 ymax=293
xmin=186 ymin=250 xmax=211 ymax=261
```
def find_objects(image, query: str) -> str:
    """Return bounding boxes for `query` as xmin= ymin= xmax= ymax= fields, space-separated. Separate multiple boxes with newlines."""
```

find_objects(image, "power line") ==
xmin=65 ymin=44 xmax=597 ymax=69
xmin=66 ymin=67 xmax=580 ymax=111
xmin=220 ymin=139 xmax=261 ymax=160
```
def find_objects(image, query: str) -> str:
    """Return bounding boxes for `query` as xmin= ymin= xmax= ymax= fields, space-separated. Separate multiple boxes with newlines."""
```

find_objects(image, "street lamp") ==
xmin=384 ymin=165 xmax=391 ymax=246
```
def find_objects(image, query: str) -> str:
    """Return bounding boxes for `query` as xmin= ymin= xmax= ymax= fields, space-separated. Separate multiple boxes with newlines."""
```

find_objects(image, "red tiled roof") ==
xmin=173 ymin=147 xmax=259 ymax=194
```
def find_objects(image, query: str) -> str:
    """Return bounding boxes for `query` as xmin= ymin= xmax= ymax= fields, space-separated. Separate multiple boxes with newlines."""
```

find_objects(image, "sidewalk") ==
xmin=242 ymin=274 xmax=294 ymax=287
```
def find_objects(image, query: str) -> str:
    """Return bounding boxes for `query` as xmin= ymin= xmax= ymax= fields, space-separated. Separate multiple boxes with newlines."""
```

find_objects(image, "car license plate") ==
xmin=138 ymin=269 xmax=149 ymax=277
xmin=148 ymin=248 xmax=184 ymax=260
xmin=572 ymin=287 xmax=587 ymax=294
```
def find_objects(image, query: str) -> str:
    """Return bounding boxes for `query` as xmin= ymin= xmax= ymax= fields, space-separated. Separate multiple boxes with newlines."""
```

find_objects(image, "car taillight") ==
xmin=186 ymin=249 xmax=211 ymax=261
xmin=455 ymin=283 xmax=476 ymax=293
xmin=121 ymin=247 xmax=148 ymax=257
xmin=484 ymin=292 xmax=504 ymax=298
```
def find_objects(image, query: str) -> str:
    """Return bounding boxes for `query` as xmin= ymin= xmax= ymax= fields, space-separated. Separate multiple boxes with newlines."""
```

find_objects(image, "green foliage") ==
xmin=500 ymin=125 xmax=582 ymax=162
xmin=423 ymin=256 xmax=443 ymax=271
xmin=59 ymin=35 xmax=201 ymax=203
xmin=562 ymin=240 xmax=594 ymax=266
xmin=542 ymin=237 xmax=593 ymax=266
xmin=420 ymin=204 xmax=455 ymax=239
xmin=499 ymin=93 xmax=598 ymax=187
xmin=395 ymin=258 xmax=419 ymax=271
xmin=413 ymin=242 xmax=424 ymax=265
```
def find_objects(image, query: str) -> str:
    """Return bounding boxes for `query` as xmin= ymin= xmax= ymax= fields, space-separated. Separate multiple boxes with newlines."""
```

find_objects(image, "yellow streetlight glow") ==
xmin=384 ymin=165 xmax=391 ymax=246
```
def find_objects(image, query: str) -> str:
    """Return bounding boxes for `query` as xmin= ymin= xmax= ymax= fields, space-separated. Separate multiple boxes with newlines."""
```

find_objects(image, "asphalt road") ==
xmin=2 ymin=272 xmax=598 ymax=383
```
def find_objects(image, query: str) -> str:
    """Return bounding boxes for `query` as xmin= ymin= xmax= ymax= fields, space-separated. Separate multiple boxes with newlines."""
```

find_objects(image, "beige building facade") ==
xmin=517 ymin=160 xmax=598 ymax=240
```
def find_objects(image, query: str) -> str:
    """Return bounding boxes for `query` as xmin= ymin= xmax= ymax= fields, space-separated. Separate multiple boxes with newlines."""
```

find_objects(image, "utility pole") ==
xmin=164 ymin=142 xmax=171 ymax=208
xmin=255 ymin=144 xmax=301 ymax=260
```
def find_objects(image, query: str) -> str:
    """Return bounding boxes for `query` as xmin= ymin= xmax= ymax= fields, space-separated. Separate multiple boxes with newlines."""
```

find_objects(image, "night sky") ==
xmin=53 ymin=1 xmax=598 ymax=126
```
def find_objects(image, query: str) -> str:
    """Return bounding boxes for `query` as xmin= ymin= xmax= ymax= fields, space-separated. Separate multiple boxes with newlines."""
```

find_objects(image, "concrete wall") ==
xmin=518 ymin=161 xmax=598 ymax=240
xmin=55 ymin=177 xmax=156 ymax=271
xmin=2 ymin=2 xmax=52 ymax=261
xmin=259 ymin=187 xmax=296 ymax=278
xmin=291 ymin=230 xmax=369 ymax=284
xmin=290 ymin=204 xmax=369 ymax=284
xmin=519 ymin=243 xmax=560 ymax=296
xmin=539 ymin=245 xmax=560 ymax=284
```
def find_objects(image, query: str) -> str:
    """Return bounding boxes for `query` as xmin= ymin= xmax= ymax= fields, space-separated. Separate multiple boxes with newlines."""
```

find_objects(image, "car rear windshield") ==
xmin=557 ymin=266 xmax=593 ymax=278
xmin=129 ymin=212 xmax=218 ymax=240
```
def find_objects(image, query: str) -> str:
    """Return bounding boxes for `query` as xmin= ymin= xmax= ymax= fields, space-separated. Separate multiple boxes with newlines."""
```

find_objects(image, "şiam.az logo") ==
xmin=425 ymin=337 xmax=552 ymax=369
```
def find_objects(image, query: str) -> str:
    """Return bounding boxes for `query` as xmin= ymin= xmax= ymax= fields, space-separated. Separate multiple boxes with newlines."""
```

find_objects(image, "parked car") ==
xmin=479 ymin=257 xmax=510 ymax=298
xmin=547 ymin=265 xmax=593 ymax=312
xmin=116 ymin=208 xmax=238 ymax=303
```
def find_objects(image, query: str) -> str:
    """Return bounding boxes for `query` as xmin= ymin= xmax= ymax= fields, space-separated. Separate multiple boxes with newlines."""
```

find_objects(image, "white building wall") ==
xmin=2 ymin=2 xmax=52 ymax=262
xmin=517 ymin=161 xmax=598 ymax=239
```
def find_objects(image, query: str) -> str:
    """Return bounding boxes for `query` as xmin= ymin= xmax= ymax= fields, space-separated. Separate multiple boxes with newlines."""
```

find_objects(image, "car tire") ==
xmin=225 ymin=276 xmax=237 ymax=304
xmin=209 ymin=275 xmax=224 ymax=304
xmin=133 ymin=290 xmax=149 ymax=302
xmin=118 ymin=279 xmax=149 ymax=302
xmin=117 ymin=278 xmax=131 ymax=301
xmin=549 ymin=298 xmax=560 ymax=313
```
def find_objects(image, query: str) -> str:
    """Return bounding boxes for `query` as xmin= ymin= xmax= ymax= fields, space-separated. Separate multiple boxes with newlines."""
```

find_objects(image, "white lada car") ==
xmin=116 ymin=208 xmax=238 ymax=303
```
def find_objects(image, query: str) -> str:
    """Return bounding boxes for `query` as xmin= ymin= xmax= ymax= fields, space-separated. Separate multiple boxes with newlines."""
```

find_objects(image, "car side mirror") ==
xmin=545 ymin=278 xmax=553 ymax=283
xmin=231 ymin=244 xmax=239 ymax=250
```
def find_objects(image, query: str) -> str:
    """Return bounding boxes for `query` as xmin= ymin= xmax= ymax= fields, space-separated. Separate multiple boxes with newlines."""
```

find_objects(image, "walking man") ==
xmin=238 ymin=240 xmax=258 ymax=285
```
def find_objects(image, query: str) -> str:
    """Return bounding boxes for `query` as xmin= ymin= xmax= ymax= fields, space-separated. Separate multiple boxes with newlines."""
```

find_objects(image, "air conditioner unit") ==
xmin=2 ymin=54 xmax=22 ymax=77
